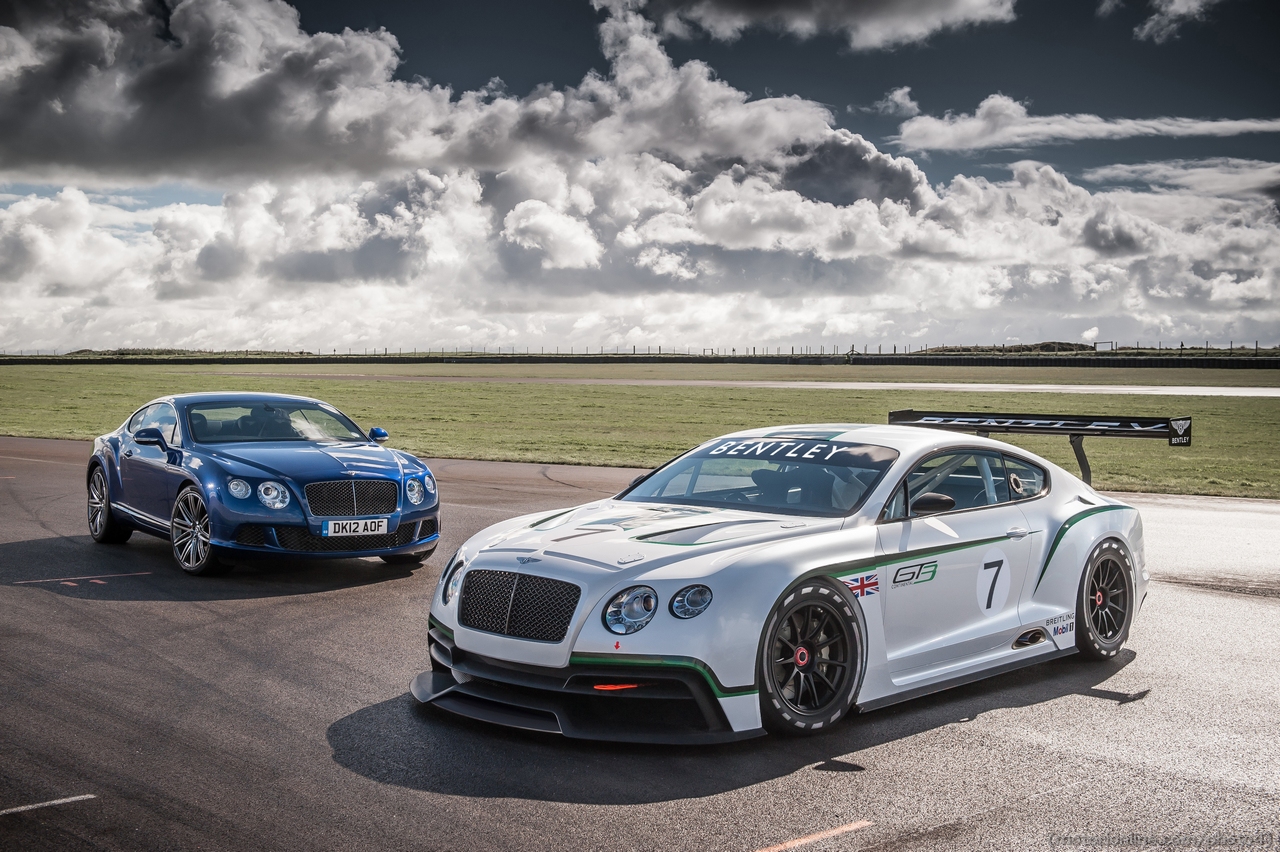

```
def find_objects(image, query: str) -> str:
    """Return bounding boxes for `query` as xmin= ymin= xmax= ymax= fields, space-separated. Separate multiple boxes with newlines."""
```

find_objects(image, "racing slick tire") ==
xmin=759 ymin=579 xmax=864 ymax=735
xmin=87 ymin=464 xmax=132 ymax=544
xmin=170 ymin=485 xmax=229 ymax=576
xmin=1076 ymin=539 xmax=1135 ymax=660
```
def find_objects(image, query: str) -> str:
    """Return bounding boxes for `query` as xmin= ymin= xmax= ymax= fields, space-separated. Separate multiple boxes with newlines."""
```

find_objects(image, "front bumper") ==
xmin=413 ymin=623 xmax=764 ymax=745
xmin=217 ymin=514 xmax=439 ymax=558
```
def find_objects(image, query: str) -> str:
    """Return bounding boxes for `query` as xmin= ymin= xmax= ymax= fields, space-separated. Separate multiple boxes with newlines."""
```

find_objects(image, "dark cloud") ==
xmin=782 ymin=132 xmax=932 ymax=209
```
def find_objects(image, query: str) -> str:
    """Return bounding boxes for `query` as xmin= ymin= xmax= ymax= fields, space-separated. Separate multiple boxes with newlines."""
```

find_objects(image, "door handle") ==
xmin=1006 ymin=527 xmax=1028 ymax=539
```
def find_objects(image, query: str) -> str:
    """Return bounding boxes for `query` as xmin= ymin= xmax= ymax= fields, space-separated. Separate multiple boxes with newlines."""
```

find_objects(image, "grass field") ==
xmin=1 ymin=364 xmax=1276 ymax=498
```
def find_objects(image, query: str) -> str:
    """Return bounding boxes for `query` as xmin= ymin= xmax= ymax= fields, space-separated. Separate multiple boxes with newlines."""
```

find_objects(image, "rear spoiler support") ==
xmin=887 ymin=410 xmax=1192 ymax=486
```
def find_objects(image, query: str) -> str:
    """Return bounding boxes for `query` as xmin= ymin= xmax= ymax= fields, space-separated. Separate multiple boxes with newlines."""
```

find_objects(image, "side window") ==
xmin=904 ymin=451 xmax=1011 ymax=514
xmin=882 ymin=481 xmax=908 ymax=521
xmin=137 ymin=403 xmax=179 ymax=444
xmin=1004 ymin=456 xmax=1047 ymax=500
xmin=127 ymin=405 xmax=152 ymax=434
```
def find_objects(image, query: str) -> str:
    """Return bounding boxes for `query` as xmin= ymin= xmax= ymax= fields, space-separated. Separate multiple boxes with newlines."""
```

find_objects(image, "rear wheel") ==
xmin=87 ymin=465 xmax=132 ymax=544
xmin=171 ymin=485 xmax=228 ymax=576
xmin=1076 ymin=539 xmax=1134 ymax=660
xmin=759 ymin=580 xmax=863 ymax=735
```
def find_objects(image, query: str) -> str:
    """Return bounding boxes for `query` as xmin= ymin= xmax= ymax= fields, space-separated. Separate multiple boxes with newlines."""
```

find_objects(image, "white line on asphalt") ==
xmin=755 ymin=820 xmax=874 ymax=852
xmin=0 ymin=454 xmax=84 ymax=466
xmin=14 ymin=572 xmax=152 ymax=585
xmin=0 ymin=794 xmax=96 ymax=816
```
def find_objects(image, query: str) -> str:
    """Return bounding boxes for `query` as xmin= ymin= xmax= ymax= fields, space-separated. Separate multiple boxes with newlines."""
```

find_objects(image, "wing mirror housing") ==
xmin=133 ymin=427 xmax=168 ymax=450
xmin=911 ymin=492 xmax=955 ymax=516
xmin=369 ymin=427 xmax=389 ymax=443
xmin=628 ymin=472 xmax=650 ymax=488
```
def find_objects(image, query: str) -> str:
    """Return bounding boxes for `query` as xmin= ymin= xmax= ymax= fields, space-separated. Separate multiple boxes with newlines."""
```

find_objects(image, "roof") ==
xmin=152 ymin=391 xmax=329 ymax=406
xmin=718 ymin=422 xmax=1036 ymax=457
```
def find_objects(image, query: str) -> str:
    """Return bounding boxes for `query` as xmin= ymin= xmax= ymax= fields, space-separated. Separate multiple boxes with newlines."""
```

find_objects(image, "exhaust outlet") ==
xmin=1013 ymin=629 xmax=1047 ymax=649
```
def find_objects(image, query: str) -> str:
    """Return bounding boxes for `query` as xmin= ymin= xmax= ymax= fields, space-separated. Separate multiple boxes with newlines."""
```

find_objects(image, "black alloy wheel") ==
xmin=87 ymin=465 xmax=132 ymax=544
xmin=171 ymin=485 xmax=227 ymax=576
xmin=1076 ymin=539 xmax=1135 ymax=659
xmin=760 ymin=581 xmax=863 ymax=734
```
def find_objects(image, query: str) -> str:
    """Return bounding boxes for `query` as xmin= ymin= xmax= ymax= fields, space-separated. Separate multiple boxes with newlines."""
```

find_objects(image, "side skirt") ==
xmin=856 ymin=646 xmax=1078 ymax=713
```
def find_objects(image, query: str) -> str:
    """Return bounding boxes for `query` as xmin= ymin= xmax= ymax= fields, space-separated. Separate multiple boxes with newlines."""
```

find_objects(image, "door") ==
xmin=119 ymin=403 xmax=181 ymax=521
xmin=876 ymin=450 xmax=1033 ymax=678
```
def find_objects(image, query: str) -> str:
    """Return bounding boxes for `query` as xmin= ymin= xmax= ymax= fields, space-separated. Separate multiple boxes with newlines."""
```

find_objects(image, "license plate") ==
xmin=322 ymin=518 xmax=388 ymax=537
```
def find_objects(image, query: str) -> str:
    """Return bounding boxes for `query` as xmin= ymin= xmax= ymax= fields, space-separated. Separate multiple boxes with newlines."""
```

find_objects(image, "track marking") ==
xmin=0 ymin=794 xmax=96 ymax=816
xmin=0 ymin=455 xmax=83 ymax=466
xmin=756 ymin=820 xmax=873 ymax=852
xmin=14 ymin=571 xmax=152 ymax=585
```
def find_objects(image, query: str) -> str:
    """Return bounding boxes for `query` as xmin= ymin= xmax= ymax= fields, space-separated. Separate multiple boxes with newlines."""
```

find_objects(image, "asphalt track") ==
xmin=2 ymin=436 xmax=1278 ymax=852
xmin=216 ymin=373 xmax=1280 ymax=397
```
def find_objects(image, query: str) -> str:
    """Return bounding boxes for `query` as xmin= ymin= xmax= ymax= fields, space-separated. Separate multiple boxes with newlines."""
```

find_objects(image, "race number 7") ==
xmin=982 ymin=559 xmax=1004 ymax=609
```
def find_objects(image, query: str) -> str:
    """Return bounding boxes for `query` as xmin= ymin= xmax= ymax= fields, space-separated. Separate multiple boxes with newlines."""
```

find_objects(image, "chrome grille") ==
xmin=458 ymin=570 xmax=581 ymax=643
xmin=304 ymin=480 xmax=398 ymax=516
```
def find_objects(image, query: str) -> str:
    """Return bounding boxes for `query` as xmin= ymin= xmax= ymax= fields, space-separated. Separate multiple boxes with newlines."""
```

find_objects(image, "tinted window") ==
xmin=904 ymin=451 xmax=1010 ymax=515
xmin=185 ymin=401 xmax=365 ymax=443
xmin=623 ymin=437 xmax=899 ymax=517
xmin=137 ymin=403 xmax=179 ymax=444
xmin=1004 ymin=456 xmax=1047 ymax=501
xmin=126 ymin=406 xmax=151 ymax=433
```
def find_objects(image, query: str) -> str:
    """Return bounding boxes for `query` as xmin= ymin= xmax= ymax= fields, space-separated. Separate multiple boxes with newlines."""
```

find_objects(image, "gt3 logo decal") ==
xmin=892 ymin=561 xmax=937 ymax=588
xmin=842 ymin=573 xmax=879 ymax=598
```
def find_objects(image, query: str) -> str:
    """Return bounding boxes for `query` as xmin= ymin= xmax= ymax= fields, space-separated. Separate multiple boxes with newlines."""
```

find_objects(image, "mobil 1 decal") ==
xmin=975 ymin=546 xmax=1012 ymax=616
xmin=1045 ymin=612 xmax=1075 ymax=638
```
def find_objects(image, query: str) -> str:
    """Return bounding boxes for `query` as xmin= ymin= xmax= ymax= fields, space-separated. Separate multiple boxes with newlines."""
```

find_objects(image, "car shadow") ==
xmin=0 ymin=533 xmax=431 ymax=602
xmin=327 ymin=650 xmax=1142 ymax=805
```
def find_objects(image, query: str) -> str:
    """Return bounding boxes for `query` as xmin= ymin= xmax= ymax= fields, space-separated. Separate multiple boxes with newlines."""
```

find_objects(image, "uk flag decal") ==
xmin=842 ymin=573 xmax=879 ymax=598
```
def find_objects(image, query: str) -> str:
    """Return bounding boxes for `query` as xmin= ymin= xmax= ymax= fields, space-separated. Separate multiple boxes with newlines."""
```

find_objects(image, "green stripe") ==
xmin=568 ymin=652 xmax=757 ymax=698
xmin=428 ymin=615 xmax=453 ymax=640
xmin=824 ymin=534 xmax=1012 ymax=580
xmin=1034 ymin=504 xmax=1130 ymax=591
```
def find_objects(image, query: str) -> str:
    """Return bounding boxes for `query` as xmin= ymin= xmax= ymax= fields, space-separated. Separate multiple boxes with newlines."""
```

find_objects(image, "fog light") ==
xmin=603 ymin=586 xmax=658 ymax=635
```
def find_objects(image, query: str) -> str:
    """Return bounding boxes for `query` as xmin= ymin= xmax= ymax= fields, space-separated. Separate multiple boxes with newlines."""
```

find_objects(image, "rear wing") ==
xmin=887 ymin=410 xmax=1192 ymax=485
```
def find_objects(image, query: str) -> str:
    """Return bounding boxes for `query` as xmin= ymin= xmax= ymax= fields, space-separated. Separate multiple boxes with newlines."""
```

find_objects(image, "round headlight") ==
xmin=423 ymin=473 xmax=437 ymax=496
xmin=441 ymin=554 xmax=467 ymax=605
xmin=603 ymin=586 xmax=658 ymax=635
xmin=257 ymin=481 xmax=290 ymax=509
xmin=406 ymin=478 xmax=425 ymax=505
xmin=670 ymin=585 xmax=713 ymax=619
xmin=227 ymin=479 xmax=251 ymax=500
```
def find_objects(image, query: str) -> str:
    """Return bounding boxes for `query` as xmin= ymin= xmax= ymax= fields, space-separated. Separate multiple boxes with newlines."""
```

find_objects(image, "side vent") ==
xmin=1013 ymin=628 xmax=1048 ymax=649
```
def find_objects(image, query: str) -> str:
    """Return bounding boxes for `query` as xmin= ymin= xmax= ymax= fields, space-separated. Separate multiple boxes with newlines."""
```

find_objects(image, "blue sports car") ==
xmin=86 ymin=392 xmax=440 ymax=575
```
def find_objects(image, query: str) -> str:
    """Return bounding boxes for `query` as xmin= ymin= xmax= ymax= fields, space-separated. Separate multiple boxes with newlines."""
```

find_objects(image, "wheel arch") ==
xmin=1029 ymin=504 xmax=1145 ymax=622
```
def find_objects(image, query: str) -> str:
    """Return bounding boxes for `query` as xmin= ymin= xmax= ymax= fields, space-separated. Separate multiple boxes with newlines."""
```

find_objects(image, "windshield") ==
xmin=185 ymin=401 xmax=366 ymax=444
xmin=621 ymin=436 xmax=899 ymax=517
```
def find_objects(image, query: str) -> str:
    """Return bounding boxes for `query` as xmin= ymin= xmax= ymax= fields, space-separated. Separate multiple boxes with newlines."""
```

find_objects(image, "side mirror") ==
xmin=911 ymin=492 xmax=955 ymax=516
xmin=369 ymin=427 xmax=389 ymax=443
xmin=628 ymin=472 xmax=650 ymax=488
xmin=133 ymin=427 xmax=167 ymax=450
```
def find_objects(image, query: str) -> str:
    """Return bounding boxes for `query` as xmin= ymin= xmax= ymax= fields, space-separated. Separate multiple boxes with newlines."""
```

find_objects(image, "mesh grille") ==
xmin=459 ymin=570 xmax=581 ymax=642
xmin=304 ymin=480 xmax=399 ymax=516
xmin=235 ymin=524 xmax=267 ymax=546
xmin=273 ymin=521 xmax=419 ymax=553
xmin=419 ymin=517 xmax=438 ymax=539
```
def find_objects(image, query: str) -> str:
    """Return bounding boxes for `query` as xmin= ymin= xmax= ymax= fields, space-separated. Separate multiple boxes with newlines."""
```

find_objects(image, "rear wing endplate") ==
xmin=887 ymin=410 xmax=1192 ymax=486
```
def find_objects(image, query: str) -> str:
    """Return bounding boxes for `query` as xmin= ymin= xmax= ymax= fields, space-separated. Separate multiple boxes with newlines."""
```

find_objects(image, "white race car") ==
xmin=414 ymin=412 xmax=1186 ymax=743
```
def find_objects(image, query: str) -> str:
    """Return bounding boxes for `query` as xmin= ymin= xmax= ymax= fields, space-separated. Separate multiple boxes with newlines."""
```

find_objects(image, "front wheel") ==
xmin=87 ymin=465 xmax=132 ymax=544
xmin=759 ymin=580 xmax=864 ymax=735
xmin=1076 ymin=539 xmax=1135 ymax=660
xmin=171 ymin=485 xmax=228 ymax=576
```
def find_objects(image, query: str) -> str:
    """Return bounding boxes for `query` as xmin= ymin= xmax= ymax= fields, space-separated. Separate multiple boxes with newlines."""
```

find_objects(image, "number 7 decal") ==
xmin=983 ymin=559 xmax=1004 ymax=609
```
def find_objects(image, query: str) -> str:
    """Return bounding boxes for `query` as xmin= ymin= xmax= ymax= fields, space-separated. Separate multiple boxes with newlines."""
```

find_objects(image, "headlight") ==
xmin=670 ymin=585 xmax=713 ymax=619
xmin=257 ymin=481 xmax=290 ymax=509
xmin=603 ymin=586 xmax=658 ymax=635
xmin=227 ymin=479 xmax=251 ymax=500
xmin=441 ymin=552 xmax=467 ymax=605
xmin=423 ymin=473 xmax=437 ymax=496
xmin=406 ymin=478 xmax=425 ymax=505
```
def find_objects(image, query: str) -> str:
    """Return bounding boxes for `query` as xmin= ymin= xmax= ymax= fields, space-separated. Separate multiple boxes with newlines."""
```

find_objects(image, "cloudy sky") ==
xmin=0 ymin=0 xmax=1277 ymax=352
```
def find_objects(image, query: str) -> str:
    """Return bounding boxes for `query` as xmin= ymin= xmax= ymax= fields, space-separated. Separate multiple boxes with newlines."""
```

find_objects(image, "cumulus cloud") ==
xmin=640 ymin=0 xmax=1017 ymax=50
xmin=1083 ymin=159 xmax=1280 ymax=200
xmin=0 ymin=0 xmax=1277 ymax=351
xmin=893 ymin=93 xmax=1280 ymax=151
xmin=1133 ymin=0 xmax=1227 ymax=42
xmin=873 ymin=86 xmax=921 ymax=118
